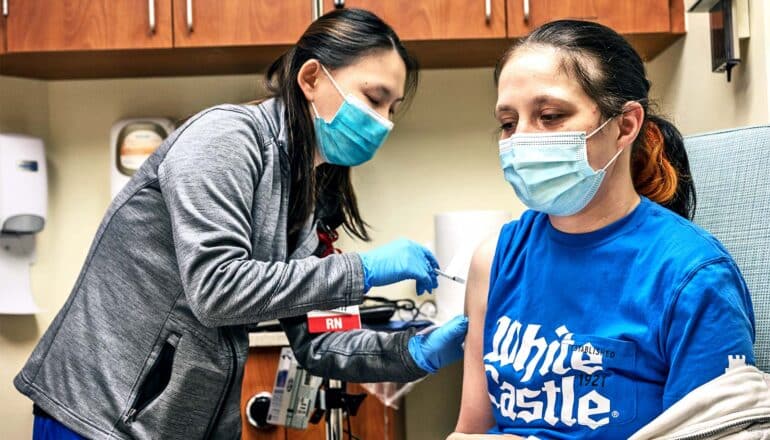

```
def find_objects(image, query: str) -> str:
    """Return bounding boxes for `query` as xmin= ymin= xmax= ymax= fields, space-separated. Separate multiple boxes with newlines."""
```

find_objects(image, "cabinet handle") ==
xmin=148 ymin=0 xmax=156 ymax=34
xmin=2 ymin=0 xmax=8 ymax=17
xmin=334 ymin=0 xmax=345 ymax=7
xmin=523 ymin=0 xmax=530 ymax=24
xmin=485 ymin=0 xmax=491 ymax=23
xmin=312 ymin=0 xmax=320 ymax=20
xmin=186 ymin=0 xmax=194 ymax=32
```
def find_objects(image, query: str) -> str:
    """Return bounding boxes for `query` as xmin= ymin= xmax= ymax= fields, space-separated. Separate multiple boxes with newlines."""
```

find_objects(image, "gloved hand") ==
xmin=408 ymin=315 xmax=469 ymax=374
xmin=359 ymin=239 xmax=439 ymax=295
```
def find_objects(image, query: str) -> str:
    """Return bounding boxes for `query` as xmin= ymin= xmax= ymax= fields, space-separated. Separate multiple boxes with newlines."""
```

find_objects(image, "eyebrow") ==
xmin=495 ymin=94 xmax=572 ymax=116
xmin=495 ymin=104 xmax=516 ymax=118
xmin=532 ymin=94 xmax=571 ymax=106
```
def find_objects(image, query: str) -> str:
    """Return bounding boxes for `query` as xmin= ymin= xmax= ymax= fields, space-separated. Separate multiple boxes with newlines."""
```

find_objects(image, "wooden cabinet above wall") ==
xmin=508 ymin=0 xmax=673 ymax=36
xmin=0 ymin=0 xmax=686 ymax=79
xmin=4 ymin=0 xmax=172 ymax=52
xmin=507 ymin=0 xmax=686 ymax=60
xmin=172 ymin=0 xmax=312 ymax=48
xmin=0 ymin=8 xmax=6 ymax=54
xmin=321 ymin=0 xmax=512 ymax=70
xmin=324 ymin=0 xmax=507 ymax=40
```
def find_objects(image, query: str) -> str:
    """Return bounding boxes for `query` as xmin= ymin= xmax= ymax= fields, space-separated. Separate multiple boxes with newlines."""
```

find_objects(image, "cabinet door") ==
xmin=324 ymin=0 xmax=507 ymax=40
xmin=508 ymin=0 xmax=671 ymax=37
xmin=173 ymin=0 xmax=312 ymax=47
xmin=1 ymin=9 xmax=6 ymax=54
xmin=5 ymin=0 xmax=172 ymax=52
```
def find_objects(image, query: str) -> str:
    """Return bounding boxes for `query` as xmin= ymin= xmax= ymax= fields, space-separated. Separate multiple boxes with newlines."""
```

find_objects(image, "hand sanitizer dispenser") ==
xmin=0 ymin=134 xmax=47 ymax=314
xmin=0 ymin=134 xmax=47 ymax=234
xmin=110 ymin=118 xmax=175 ymax=198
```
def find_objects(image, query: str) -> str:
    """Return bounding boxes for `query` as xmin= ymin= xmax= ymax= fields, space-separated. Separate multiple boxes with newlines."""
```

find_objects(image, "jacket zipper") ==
xmin=202 ymin=328 xmax=238 ymax=439
xmin=671 ymin=416 xmax=770 ymax=440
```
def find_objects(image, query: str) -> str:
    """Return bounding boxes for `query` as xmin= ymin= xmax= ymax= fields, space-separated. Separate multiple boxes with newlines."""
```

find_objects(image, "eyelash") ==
xmin=541 ymin=113 xmax=564 ymax=123
xmin=499 ymin=113 xmax=565 ymax=132
xmin=500 ymin=121 xmax=516 ymax=132
xmin=366 ymin=95 xmax=381 ymax=107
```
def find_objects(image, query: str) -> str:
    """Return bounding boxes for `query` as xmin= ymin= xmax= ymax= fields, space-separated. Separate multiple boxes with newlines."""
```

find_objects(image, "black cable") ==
xmin=343 ymin=431 xmax=362 ymax=440
xmin=344 ymin=405 xmax=364 ymax=440
xmin=365 ymin=296 xmax=438 ymax=322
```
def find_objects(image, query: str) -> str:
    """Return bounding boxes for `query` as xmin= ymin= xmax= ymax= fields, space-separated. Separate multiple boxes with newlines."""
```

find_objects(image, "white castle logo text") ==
xmin=484 ymin=317 xmax=615 ymax=430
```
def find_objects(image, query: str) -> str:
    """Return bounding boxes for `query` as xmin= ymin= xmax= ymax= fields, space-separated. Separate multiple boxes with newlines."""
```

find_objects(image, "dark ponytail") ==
xmin=264 ymin=9 xmax=419 ymax=245
xmin=635 ymin=115 xmax=694 ymax=219
xmin=495 ymin=20 xmax=695 ymax=219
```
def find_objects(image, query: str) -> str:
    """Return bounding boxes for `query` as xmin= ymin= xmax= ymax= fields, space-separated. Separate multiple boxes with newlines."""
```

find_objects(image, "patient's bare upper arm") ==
xmin=454 ymin=237 xmax=498 ymax=434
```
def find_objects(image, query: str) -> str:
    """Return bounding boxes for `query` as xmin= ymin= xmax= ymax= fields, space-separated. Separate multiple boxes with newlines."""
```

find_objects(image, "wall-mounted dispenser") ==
xmin=689 ymin=0 xmax=751 ymax=82
xmin=0 ymin=134 xmax=48 ymax=314
xmin=110 ymin=118 xmax=175 ymax=198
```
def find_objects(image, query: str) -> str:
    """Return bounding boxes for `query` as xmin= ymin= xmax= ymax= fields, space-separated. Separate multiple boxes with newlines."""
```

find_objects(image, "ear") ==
xmin=617 ymin=101 xmax=645 ymax=150
xmin=297 ymin=59 xmax=321 ymax=102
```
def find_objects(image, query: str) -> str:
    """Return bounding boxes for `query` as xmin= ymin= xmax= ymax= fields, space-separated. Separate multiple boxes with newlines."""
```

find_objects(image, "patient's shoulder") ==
xmin=470 ymin=237 xmax=497 ymax=277
xmin=465 ymin=237 xmax=499 ymax=315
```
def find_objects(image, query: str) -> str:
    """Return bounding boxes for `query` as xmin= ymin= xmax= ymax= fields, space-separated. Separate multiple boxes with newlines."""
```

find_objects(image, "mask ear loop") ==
xmin=594 ymin=99 xmax=648 ymax=171
xmin=606 ymin=98 xmax=649 ymax=169
xmin=320 ymin=64 xmax=346 ymax=98
xmin=586 ymin=116 xmax=616 ymax=139
xmin=585 ymin=115 xmax=626 ymax=171
xmin=311 ymin=64 xmax=346 ymax=120
xmin=310 ymin=102 xmax=321 ymax=119
xmin=601 ymin=145 xmax=626 ymax=171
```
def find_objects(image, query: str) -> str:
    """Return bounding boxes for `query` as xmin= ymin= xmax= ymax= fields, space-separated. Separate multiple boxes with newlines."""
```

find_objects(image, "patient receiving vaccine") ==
xmin=453 ymin=20 xmax=755 ymax=439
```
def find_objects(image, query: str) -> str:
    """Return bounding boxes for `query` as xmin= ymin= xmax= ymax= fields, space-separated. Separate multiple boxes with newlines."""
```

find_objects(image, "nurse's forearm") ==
xmin=183 ymin=252 xmax=365 ymax=327
xmin=280 ymin=314 xmax=428 ymax=383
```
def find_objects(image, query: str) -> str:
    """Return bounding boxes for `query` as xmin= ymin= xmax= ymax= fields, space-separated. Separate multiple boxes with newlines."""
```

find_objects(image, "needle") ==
xmin=434 ymin=269 xmax=466 ymax=284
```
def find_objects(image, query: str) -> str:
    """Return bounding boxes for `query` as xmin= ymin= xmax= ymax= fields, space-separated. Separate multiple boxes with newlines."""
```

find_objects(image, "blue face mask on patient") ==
xmin=498 ymin=117 xmax=623 ymax=216
xmin=311 ymin=65 xmax=394 ymax=167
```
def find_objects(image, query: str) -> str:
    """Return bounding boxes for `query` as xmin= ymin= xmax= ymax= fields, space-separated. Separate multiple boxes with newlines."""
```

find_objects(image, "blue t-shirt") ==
xmin=483 ymin=197 xmax=755 ymax=439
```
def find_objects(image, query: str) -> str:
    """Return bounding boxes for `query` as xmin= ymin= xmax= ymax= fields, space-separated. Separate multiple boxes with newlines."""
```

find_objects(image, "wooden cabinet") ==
xmin=1 ymin=9 xmax=6 ymax=54
xmin=0 ymin=0 xmax=686 ymax=78
xmin=241 ymin=347 xmax=404 ymax=440
xmin=173 ymin=0 xmax=312 ymax=48
xmin=508 ymin=0 xmax=672 ymax=37
xmin=324 ymin=0 xmax=507 ymax=40
xmin=5 ymin=0 xmax=172 ymax=52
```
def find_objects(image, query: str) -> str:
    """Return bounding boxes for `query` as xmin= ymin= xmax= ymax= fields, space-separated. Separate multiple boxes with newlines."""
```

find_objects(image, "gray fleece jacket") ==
xmin=14 ymin=99 xmax=426 ymax=439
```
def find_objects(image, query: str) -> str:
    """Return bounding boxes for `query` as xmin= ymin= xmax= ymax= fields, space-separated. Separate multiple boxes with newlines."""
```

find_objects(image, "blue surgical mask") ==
xmin=311 ymin=65 xmax=394 ymax=166
xmin=498 ymin=117 xmax=623 ymax=216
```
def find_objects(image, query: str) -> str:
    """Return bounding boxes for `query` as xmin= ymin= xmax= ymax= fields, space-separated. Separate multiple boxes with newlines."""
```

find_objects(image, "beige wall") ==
xmin=647 ymin=0 xmax=770 ymax=134
xmin=2 ymin=2 xmax=770 ymax=436
xmin=0 ymin=75 xmax=49 ymax=440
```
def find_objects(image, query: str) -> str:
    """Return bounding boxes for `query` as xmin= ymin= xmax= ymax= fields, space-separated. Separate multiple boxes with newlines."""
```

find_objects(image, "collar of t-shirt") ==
xmin=544 ymin=196 xmax=651 ymax=248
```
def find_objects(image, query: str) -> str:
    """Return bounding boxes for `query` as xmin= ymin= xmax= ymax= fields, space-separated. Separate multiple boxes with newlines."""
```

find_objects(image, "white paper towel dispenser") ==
xmin=0 ymin=134 xmax=47 ymax=234
xmin=0 ymin=133 xmax=46 ymax=315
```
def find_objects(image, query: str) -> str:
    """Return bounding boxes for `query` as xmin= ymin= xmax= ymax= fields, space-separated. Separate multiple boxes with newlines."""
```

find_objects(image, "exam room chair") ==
xmin=685 ymin=124 xmax=770 ymax=372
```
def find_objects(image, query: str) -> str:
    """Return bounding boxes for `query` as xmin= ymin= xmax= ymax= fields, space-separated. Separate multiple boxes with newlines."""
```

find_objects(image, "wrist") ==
xmin=408 ymin=334 xmax=437 ymax=374
xmin=358 ymin=253 xmax=373 ymax=293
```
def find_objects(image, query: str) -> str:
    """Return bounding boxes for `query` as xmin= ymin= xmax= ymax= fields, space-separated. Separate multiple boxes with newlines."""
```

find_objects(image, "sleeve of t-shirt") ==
xmin=661 ymin=258 xmax=756 ymax=409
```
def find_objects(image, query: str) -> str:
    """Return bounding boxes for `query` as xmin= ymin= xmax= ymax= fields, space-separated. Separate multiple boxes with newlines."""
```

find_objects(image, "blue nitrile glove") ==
xmin=359 ymin=239 xmax=440 ymax=295
xmin=408 ymin=315 xmax=469 ymax=374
